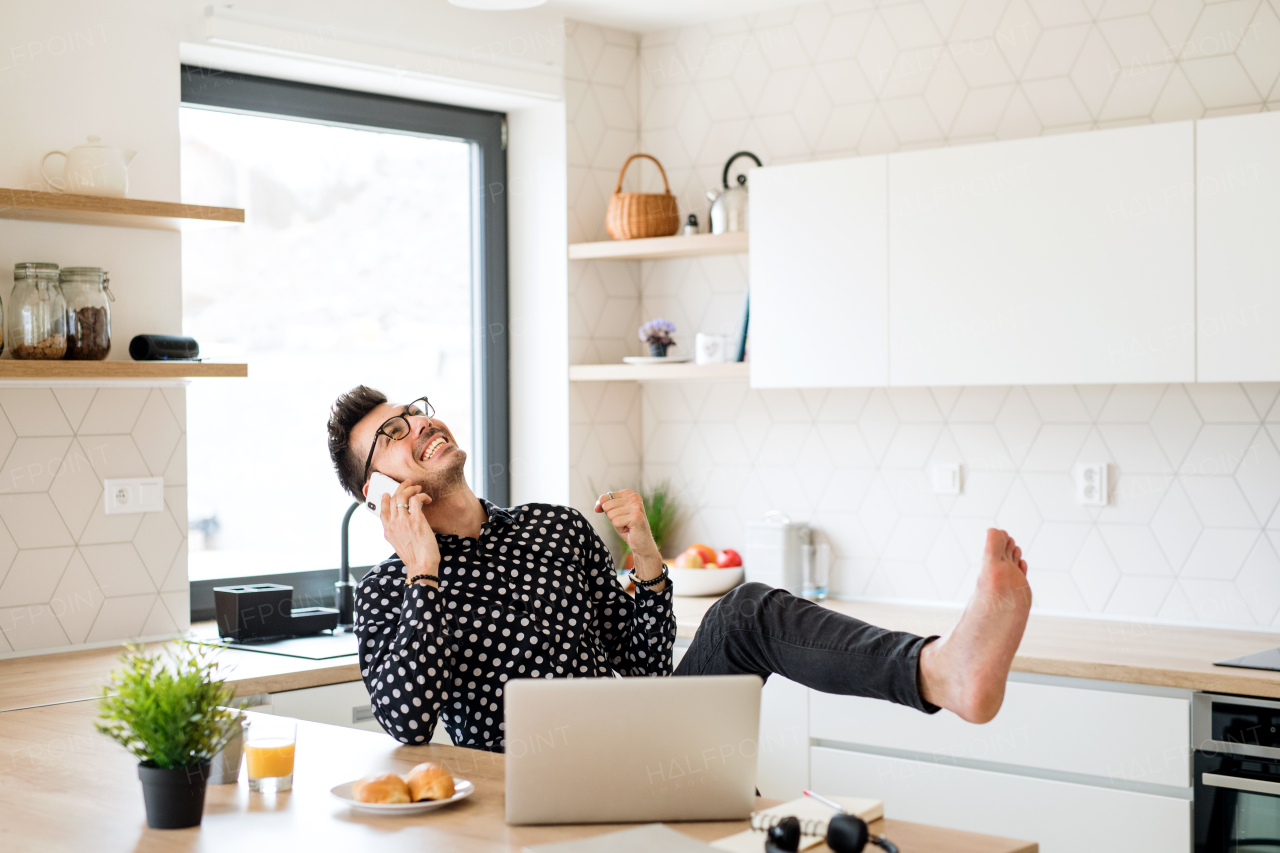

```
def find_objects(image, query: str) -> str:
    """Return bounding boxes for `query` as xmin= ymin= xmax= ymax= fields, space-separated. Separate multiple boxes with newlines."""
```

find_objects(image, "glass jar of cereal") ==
xmin=8 ymin=263 xmax=67 ymax=359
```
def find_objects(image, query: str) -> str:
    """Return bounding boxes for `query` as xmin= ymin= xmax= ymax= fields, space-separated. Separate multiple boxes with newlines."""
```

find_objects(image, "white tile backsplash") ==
xmin=567 ymin=2 xmax=1280 ymax=630
xmin=0 ymin=385 xmax=187 ymax=656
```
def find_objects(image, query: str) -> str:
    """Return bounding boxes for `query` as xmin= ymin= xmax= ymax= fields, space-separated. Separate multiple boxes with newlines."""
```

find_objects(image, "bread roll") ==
xmin=352 ymin=772 xmax=411 ymax=804
xmin=404 ymin=762 xmax=455 ymax=801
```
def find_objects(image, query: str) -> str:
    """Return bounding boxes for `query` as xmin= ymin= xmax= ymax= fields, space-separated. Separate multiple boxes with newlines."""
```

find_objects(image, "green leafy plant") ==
xmin=96 ymin=642 xmax=241 ymax=769
xmin=619 ymin=481 xmax=683 ymax=555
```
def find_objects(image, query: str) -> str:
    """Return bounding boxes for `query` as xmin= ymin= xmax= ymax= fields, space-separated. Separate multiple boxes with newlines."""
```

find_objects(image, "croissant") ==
xmin=352 ymin=772 xmax=411 ymax=804
xmin=404 ymin=762 xmax=455 ymax=801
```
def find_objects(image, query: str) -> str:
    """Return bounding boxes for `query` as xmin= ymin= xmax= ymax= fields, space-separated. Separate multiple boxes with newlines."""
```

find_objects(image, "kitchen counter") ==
xmin=0 ymin=625 xmax=359 ymax=712
xmin=0 ymin=701 xmax=1036 ymax=853
xmin=7 ymin=598 xmax=1280 ymax=713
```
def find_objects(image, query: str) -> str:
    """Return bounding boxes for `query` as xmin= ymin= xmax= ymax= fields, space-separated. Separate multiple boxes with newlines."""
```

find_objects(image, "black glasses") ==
xmin=362 ymin=396 xmax=434 ymax=485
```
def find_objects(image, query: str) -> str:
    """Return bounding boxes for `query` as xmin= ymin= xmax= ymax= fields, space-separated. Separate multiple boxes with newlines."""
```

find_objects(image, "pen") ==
xmin=802 ymin=789 xmax=847 ymax=814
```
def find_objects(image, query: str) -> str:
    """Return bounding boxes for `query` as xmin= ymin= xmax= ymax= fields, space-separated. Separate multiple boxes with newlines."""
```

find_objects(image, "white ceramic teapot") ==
xmin=41 ymin=136 xmax=136 ymax=197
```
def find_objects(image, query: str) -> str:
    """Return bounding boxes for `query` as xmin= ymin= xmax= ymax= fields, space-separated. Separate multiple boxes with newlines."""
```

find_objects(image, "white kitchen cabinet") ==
xmin=888 ymin=121 xmax=1196 ymax=386
xmin=268 ymin=681 xmax=452 ymax=744
xmin=810 ymin=747 xmax=1190 ymax=853
xmin=810 ymin=678 xmax=1190 ymax=786
xmin=1196 ymin=110 xmax=1280 ymax=381
xmin=757 ymin=675 xmax=809 ymax=800
xmin=749 ymin=156 xmax=889 ymax=388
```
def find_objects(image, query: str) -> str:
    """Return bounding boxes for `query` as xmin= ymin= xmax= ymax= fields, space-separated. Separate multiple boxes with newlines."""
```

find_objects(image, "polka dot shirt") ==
xmin=355 ymin=500 xmax=675 ymax=752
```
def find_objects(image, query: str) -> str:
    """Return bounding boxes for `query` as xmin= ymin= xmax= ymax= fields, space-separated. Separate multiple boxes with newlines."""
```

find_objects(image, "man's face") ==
xmin=352 ymin=400 xmax=467 ymax=500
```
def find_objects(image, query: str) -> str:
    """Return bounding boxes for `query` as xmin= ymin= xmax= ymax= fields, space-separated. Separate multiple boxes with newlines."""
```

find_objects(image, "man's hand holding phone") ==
xmin=378 ymin=480 xmax=441 ymax=588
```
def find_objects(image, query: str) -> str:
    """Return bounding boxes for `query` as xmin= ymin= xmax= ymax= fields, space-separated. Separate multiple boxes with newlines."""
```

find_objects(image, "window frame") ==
xmin=180 ymin=66 xmax=509 ymax=616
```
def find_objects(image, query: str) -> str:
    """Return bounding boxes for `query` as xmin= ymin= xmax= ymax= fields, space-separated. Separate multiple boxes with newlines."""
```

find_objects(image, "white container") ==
xmin=746 ymin=514 xmax=809 ymax=595
xmin=695 ymin=332 xmax=729 ymax=365
xmin=40 ymin=136 xmax=136 ymax=197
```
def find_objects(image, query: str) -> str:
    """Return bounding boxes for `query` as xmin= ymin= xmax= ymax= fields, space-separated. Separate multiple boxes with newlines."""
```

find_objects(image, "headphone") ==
xmin=764 ymin=814 xmax=899 ymax=853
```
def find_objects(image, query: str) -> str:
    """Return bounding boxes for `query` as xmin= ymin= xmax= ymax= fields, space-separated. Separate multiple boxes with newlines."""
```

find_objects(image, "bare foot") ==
xmin=918 ymin=528 xmax=1032 ymax=723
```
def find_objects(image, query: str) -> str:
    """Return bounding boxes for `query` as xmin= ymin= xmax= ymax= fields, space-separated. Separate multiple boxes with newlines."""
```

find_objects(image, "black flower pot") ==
xmin=648 ymin=342 xmax=668 ymax=357
xmin=138 ymin=762 xmax=212 ymax=829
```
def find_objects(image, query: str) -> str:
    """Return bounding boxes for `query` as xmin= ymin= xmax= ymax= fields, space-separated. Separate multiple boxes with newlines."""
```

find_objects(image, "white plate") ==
xmin=330 ymin=778 xmax=474 ymax=814
xmin=622 ymin=355 xmax=692 ymax=364
xmin=669 ymin=565 xmax=744 ymax=597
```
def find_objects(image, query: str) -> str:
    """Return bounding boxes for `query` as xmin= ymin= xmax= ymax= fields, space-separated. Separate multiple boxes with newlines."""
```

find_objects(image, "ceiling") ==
xmin=546 ymin=0 xmax=812 ymax=32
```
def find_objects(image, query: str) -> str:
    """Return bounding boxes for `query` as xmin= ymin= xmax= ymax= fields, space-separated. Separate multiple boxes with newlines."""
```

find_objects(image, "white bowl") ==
xmin=669 ymin=565 xmax=744 ymax=597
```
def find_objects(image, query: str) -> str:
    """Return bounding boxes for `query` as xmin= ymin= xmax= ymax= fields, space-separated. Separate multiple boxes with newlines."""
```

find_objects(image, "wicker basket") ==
xmin=605 ymin=153 xmax=681 ymax=240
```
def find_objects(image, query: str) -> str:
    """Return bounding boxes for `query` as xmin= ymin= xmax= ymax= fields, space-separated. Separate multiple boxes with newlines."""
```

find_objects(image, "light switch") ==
xmin=104 ymin=477 xmax=165 ymax=515
xmin=931 ymin=463 xmax=962 ymax=495
xmin=1074 ymin=463 xmax=1109 ymax=506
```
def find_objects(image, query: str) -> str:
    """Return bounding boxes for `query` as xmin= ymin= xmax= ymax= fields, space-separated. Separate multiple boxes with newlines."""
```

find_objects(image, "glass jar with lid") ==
xmin=8 ymin=263 xmax=67 ymax=359
xmin=60 ymin=267 xmax=114 ymax=360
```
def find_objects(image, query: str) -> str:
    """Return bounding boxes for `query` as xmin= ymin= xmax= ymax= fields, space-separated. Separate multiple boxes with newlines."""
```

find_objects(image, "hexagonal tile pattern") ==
xmin=131 ymin=390 xmax=182 ymax=476
xmin=565 ymin=9 xmax=1280 ymax=628
xmin=51 ymin=551 xmax=104 ymax=645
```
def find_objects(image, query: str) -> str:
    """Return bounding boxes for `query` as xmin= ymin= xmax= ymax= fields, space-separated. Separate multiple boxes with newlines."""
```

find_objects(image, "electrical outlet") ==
xmin=104 ymin=477 xmax=165 ymax=515
xmin=1074 ymin=463 xmax=1109 ymax=506
xmin=931 ymin=463 xmax=962 ymax=495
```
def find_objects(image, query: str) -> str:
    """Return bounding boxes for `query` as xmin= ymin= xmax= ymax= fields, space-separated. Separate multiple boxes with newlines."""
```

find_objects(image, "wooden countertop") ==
xmin=0 ymin=629 xmax=360 ymax=712
xmin=7 ymin=598 xmax=1280 ymax=714
xmin=0 ymin=701 xmax=1035 ymax=853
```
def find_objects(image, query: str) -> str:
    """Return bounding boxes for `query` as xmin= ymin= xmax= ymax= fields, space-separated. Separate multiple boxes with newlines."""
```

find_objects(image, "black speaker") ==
xmin=129 ymin=334 xmax=199 ymax=360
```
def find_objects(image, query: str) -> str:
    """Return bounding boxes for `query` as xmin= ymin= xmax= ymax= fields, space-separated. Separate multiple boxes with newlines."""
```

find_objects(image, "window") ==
xmin=179 ymin=67 xmax=507 ymax=588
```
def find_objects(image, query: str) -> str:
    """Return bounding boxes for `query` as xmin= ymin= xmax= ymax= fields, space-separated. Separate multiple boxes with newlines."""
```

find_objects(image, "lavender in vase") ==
xmin=639 ymin=318 xmax=676 ymax=358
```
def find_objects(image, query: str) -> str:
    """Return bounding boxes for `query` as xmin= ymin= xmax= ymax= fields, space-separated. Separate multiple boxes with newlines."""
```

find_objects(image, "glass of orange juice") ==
xmin=245 ymin=717 xmax=296 ymax=792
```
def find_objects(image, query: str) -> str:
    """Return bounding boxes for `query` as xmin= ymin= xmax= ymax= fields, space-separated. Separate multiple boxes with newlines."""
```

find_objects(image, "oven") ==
xmin=1195 ymin=693 xmax=1280 ymax=852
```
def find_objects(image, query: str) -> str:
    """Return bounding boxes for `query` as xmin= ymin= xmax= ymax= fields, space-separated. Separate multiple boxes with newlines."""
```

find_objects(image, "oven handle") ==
xmin=1204 ymin=773 xmax=1280 ymax=797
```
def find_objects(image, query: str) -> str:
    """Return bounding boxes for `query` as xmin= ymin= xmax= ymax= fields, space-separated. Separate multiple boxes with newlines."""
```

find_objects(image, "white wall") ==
xmin=567 ymin=0 xmax=1280 ymax=630
xmin=0 ymin=0 xmax=570 ymax=654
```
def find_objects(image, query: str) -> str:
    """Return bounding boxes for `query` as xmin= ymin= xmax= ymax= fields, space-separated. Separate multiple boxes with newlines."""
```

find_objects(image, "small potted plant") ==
xmin=96 ymin=642 xmax=241 ymax=829
xmin=639 ymin=318 xmax=676 ymax=358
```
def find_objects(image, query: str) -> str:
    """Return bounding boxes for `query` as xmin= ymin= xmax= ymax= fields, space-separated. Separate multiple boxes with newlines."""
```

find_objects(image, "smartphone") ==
xmin=365 ymin=471 xmax=402 ymax=515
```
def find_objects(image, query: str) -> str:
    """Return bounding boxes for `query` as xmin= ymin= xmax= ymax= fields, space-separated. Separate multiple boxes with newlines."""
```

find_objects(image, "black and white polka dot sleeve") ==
xmin=572 ymin=509 xmax=676 ymax=677
xmin=354 ymin=563 xmax=451 ymax=745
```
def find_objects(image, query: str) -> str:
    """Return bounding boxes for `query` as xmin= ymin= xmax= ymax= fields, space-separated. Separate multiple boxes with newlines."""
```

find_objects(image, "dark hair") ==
xmin=327 ymin=385 xmax=387 ymax=499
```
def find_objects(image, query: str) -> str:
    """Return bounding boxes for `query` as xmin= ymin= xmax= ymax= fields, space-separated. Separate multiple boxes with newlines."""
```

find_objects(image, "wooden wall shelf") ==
xmin=0 ymin=188 xmax=244 ymax=231
xmin=0 ymin=361 xmax=247 ymax=379
xmin=568 ymin=231 xmax=748 ymax=261
xmin=569 ymin=362 xmax=748 ymax=382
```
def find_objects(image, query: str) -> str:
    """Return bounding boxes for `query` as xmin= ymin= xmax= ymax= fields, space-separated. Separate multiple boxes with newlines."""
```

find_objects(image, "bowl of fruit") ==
xmin=667 ymin=544 xmax=744 ymax=597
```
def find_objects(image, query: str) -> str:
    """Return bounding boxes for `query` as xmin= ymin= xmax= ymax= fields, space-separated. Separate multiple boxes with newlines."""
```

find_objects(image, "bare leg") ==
xmin=918 ymin=528 xmax=1032 ymax=723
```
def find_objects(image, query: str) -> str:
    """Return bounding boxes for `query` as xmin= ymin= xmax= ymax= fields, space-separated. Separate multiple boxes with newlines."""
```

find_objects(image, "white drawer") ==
xmin=758 ymin=675 xmax=809 ymax=801
xmin=811 ymin=746 xmax=1190 ymax=853
xmin=810 ymin=680 xmax=1189 ymax=787
xmin=268 ymin=681 xmax=450 ymax=743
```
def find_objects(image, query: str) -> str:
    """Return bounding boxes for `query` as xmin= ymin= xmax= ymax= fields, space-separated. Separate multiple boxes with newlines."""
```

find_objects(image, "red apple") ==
xmin=716 ymin=548 xmax=742 ymax=568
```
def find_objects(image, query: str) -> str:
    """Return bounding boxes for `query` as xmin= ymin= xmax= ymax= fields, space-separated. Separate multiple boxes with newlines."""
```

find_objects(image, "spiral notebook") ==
xmin=710 ymin=795 xmax=883 ymax=853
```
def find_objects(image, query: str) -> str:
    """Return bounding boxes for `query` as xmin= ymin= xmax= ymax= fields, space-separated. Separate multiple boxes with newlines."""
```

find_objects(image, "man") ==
xmin=327 ymin=386 xmax=1033 ymax=752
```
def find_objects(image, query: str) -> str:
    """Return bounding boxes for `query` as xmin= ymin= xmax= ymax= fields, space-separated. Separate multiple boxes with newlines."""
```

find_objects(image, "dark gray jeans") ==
xmin=673 ymin=582 xmax=941 ymax=714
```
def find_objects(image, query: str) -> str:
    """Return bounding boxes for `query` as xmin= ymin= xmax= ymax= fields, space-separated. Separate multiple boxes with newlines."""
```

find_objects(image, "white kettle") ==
xmin=705 ymin=151 xmax=762 ymax=235
xmin=41 ymin=136 xmax=136 ymax=197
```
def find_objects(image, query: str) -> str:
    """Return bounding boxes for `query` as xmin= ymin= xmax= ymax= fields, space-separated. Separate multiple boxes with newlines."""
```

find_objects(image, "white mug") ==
xmin=695 ymin=333 xmax=729 ymax=365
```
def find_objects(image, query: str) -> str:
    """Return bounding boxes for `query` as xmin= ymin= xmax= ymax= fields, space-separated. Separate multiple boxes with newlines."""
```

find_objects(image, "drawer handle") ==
xmin=1204 ymin=773 xmax=1280 ymax=796
xmin=353 ymin=705 xmax=376 ymax=724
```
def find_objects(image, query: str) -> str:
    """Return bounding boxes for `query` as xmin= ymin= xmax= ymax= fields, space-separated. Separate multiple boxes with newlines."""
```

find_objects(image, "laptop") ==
xmin=504 ymin=674 xmax=763 ymax=825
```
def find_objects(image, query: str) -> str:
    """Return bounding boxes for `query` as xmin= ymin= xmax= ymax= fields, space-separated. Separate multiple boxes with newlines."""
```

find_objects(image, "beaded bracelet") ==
xmin=406 ymin=573 xmax=439 ymax=585
xmin=629 ymin=565 xmax=669 ymax=588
